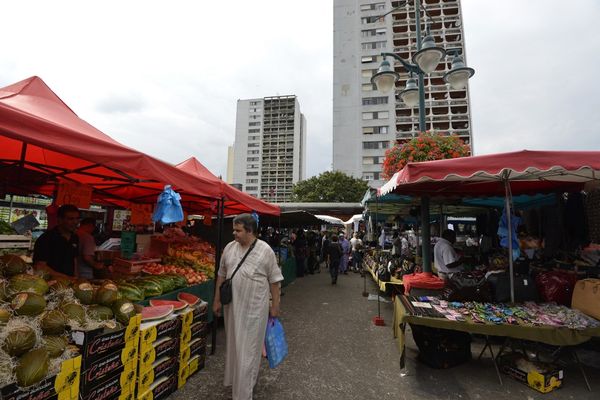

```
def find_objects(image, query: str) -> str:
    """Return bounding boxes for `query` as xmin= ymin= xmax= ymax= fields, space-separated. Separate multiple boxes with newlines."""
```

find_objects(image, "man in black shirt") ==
xmin=33 ymin=204 xmax=80 ymax=279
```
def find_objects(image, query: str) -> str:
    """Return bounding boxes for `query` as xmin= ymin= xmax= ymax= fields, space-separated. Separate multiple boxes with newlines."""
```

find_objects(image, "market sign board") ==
xmin=56 ymin=181 xmax=92 ymax=209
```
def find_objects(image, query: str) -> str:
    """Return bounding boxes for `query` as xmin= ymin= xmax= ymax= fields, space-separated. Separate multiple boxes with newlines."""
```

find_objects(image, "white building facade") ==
xmin=231 ymin=95 xmax=307 ymax=203
xmin=333 ymin=0 xmax=473 ymax=187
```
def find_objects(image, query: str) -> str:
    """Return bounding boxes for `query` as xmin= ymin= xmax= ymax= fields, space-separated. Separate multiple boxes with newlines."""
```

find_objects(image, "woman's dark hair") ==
xmin=233 ymin=213 xmax=258 ymax=234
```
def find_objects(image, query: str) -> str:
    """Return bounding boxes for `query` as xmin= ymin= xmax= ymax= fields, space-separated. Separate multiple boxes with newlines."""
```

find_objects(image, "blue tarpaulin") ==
xmin=152 ymin=185 xmax=184 ymax=224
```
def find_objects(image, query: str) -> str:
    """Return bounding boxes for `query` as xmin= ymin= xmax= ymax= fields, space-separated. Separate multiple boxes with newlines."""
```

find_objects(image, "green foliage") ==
xmin=292 ymin=171 xmax=369 ymax=202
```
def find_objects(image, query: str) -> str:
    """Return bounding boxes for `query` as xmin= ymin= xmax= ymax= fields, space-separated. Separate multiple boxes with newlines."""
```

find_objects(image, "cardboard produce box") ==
xmin=140 ymin=315 xmax=181 ymax=346
xmin=499 ymin=353 xmax=563 ymax=393
xmin=79 ymin=373 xmax=135 ymax=400
xmin=179 ymin=337 xmax=206 ymax=366
xmin=177 ymin=353 xmax=206 ymax=389
xmin=137 ymin=375 xmax=177 ymax=400
xmin=79 ymin=346 xmax=138 ymax=397
xmin=71 ymin=314 xmax=141 ymax=370
xmin=139 ymin=337 xmax=180 ymax=373
xmin=0 ymin=355 xmax=82 ymax=400
xmin=137 ymin=356 xmax=179 ymax=396
xmin=178 ymin=301 xmax=208 ymax=329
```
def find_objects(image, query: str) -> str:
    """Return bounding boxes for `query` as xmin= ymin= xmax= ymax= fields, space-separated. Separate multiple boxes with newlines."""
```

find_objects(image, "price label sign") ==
xmin=55 ymin=181 xmax=92 ymax=209
xmin=130 ymin=204 xmax=153 ymax=226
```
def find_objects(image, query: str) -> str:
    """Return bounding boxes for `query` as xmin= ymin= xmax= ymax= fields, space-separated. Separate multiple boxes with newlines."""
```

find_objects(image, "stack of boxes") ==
xmin=72 ymin=314 xmax=142 ymax=400
xmin=136 ymin=299 xmax=208 ymax=399
xmin=177 ymin=301 xmax=208 ymax=388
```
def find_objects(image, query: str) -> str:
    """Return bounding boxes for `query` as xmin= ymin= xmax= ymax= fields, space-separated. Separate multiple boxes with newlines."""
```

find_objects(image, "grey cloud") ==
xmin=96 ymin=94 xmax=146 ymax=114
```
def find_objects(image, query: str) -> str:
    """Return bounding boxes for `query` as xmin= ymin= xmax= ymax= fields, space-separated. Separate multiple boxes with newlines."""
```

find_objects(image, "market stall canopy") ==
xmin=244 ymin=210 xmax=321 ymax=228
xmin=379 ymin=150 xmax=600 ymax=197
xmin=315 ymin=215 xmax=345 ymax=226
xmin=175 ymin=157 xmax=280 ymax=216
xmin=343 ymin=214 xmax=364 ymax=225
xmin=0 ymin=76 xmax=221 ymax=211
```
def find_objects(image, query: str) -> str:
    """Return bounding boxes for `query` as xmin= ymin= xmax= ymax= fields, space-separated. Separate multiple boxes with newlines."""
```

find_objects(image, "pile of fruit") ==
xmin=158 ymin=238 xmax=216 ymax=279
xmin=141 ymin=262 xmax=209 ymax=285
xmin=0 ymin=254 xmax=137 ymax=389
xmin=117 ymin=274 xmax=189 ymax=302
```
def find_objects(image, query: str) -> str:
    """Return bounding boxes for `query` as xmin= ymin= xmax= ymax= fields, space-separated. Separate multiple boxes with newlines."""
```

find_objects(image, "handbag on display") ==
xmin=443 ymin=271 xmax=492 ymax=302
xmin=487 ymin=272 xmax=538 ymax=302
xmin=219 ymin=240 xmax=257 ymax=305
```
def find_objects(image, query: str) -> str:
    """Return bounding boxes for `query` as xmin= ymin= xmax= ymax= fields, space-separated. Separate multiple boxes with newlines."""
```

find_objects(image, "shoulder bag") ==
xmin=220 ymin=239 xmax=257 ymax=305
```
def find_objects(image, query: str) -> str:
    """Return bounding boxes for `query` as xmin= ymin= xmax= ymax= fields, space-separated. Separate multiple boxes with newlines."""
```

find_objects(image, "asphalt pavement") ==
xmin=173 ymin=268 xmax=600 ymax=400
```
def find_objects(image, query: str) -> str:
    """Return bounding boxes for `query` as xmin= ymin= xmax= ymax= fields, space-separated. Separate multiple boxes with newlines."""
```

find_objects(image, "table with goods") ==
xmin=0 ymin=243 xmax=212 ymax=400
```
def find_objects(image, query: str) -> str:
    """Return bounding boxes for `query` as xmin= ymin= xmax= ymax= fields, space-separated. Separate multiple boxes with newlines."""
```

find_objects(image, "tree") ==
xmin=382 ymin=131 xmax=470 ymax=180
xmin=292 ymin=171 xmax=369 ymax=202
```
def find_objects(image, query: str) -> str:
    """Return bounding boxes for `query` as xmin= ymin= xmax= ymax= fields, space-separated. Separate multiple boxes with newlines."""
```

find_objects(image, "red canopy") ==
xmin=176 ymin=157 xmax=280 ymax=216
xmin=0 ymin=76 xmax=221 ymax=211
xmin=379 ymin=150 xmax=600 ymax=197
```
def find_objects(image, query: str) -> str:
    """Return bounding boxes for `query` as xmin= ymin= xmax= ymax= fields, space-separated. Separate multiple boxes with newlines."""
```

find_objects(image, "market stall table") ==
xmin=393 ymin=296 xmax=600 ymax=389
xmin=138 ymin=280 xmax=215 ymax=323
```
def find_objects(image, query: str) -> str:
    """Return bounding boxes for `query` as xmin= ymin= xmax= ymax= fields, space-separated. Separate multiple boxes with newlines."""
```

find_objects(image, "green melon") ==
xmin=8 ymin=274 xmax=49 ymax=296
xmin=0 ymin=254 xmax=27 ymax=277
xmin=61 ymin=303 xmax=86 ymax=325
xmin=16 ymin=348 xmax=49 ymax=387
xmin=40 ymin=310 xmax=68 ymax=335
xmin=33 ymin=269 xmax=51 ymax=281
xmin=42 ymin=336 xmax=68 ymax=358
xmin=135 ymin=280 xmax=162 ymax=298
xmin=112 ymin=299 xmax=136 ymax=325
xmin=0 ymin=281 xmax=8 ymax=301
xmin=87 ymin=305 xmax=114 ymax=321
xmin=95 ymin=283 xmax=119 ymax=306
xmin=11 ymin=292 xmax=47 ymax=316
xmin=49 ymin=279 xmax=72 ymax=292
xmin=2 ymin=326 xmax=37 ymax=357
xmin=0 ymin=308 xmax=10 ymax=324
xmin=73 ymin=282 xmax=94 ymax=305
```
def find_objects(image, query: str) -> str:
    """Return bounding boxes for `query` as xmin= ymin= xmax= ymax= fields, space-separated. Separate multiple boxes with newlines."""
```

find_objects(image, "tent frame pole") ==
xmin=503 ymin=178 xmax=515 ymax=303
xmin=210 ymin=197 xmax=225 ymax=355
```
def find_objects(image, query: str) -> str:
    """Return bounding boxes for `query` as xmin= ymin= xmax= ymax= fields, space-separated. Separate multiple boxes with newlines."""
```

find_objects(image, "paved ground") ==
xmin=173 ymin=269 xmax=600 ymax=400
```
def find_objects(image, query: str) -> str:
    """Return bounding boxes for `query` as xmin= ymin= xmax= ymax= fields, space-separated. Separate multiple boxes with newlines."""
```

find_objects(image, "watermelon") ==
xmin=149 ymin=299 xmax=187 ymax=311
xmin=16 ymin=348 xmax=50 ymax=387
xmin=0 ymin=254 xmax=27 ymax=277
xmin=164 ymin=274 xmax=187 ymax=289
xmin=95 ymin=283 xmax=119 ymax=306
xmin=2 ymin=326 xmax=37 ymax=357
xmin=141 ymin=305 xmax=174 ymax=321
xmin=73 ymin=282 xmax=94 ymax=305
xmin=177 ymin=292 xmax=200 ymax=306
xmin=11 ymin=292 xmax=47 ymax=316
xmin=40 ymin=310 xmax=68 ymax=335
xmin=8 ymin=274 xmax=49 ymax=295
xmin=135 ymin=280 xmax=162 ymax=298
xmin=118 ymin=284 xmax=145 ymax=302
xmin=87 ymin=305 xmax=114 ymax=321
xmin=112 ymin=299 xmax=136 ymax=325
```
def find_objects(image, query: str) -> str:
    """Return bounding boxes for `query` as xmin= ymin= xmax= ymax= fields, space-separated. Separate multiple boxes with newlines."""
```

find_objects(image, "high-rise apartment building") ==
xmin=231 ymin=95 xmax=307 ymax=203
xmin=333 ymin=0 xmax=473 ymax=187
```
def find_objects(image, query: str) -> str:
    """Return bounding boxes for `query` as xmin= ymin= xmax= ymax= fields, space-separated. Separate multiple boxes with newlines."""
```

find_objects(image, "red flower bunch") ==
xmin=382 ymin=131 xmax=470 ymax=179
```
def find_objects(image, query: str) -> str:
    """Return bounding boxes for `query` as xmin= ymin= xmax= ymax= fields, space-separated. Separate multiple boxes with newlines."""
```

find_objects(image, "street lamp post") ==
xmin=371 ymin=0 xmax=475 ymax=273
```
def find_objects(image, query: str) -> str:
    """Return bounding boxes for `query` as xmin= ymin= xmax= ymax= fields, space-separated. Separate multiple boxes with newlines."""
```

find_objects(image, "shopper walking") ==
xmin=213 ymin=214 xmax=283 ymax=400
xmin=325 ymin=234 xmax=343 ymax=285
xmin=292 ymin=229 xmax=307 ymax=277
xmin=350 ymin=232 xmax=363 ymax=272
xmin=339 ymin=233 xmax=350 ymax=274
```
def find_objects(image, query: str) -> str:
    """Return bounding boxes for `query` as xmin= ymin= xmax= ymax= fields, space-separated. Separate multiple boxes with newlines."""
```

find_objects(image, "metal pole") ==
xmin=504 ymin=180 xmax=515 ymax=303
xmin=415 ymin=0 xmax=426 ymax=133
xmin=421 ymin=196 xmax=431 ymax=273
xmin=211 ymin=198 xmax=225 ymax=355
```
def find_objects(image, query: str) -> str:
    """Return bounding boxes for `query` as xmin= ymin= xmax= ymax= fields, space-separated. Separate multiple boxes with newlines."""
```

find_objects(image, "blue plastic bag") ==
xmin=497 ymin=207 xmax=521 ymax=260
xmin=264 ymin=317 xmax=288 ymax=369
xmin=152 ymin=185 xmax=184 ymax=224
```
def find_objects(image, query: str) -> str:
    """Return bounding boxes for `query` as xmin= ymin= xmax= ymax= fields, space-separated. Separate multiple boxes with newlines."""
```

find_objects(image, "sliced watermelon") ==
xmin=177 ymin=292 xmax=199 ymax=306
xmin=141 ymin=305 xmax=174 ymax=321
xmin=149 ymin=299 xmax=188 ymax=312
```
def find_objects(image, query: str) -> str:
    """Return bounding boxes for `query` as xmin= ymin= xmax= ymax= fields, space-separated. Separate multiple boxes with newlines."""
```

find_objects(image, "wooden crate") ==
xmin=0 ymin=234 xmax=32 ymax=250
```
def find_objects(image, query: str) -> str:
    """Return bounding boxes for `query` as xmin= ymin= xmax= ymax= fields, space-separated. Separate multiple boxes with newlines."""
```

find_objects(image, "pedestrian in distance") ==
xmin=213 ymin=214 xmax=284 ymax=400
xmin=292 ymin=229 xmax=308 ymax=277
xmin=326 ymin=234 xmax=343 ymax=285
xmin=350 ymin=232 xmax=363 ymax=272
xmin=339 ymin=233 xmax=350 ymax=274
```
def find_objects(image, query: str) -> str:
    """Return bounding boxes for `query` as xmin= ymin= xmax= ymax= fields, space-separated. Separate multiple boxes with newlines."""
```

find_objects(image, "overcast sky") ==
xmin=1 ymin=1 xmax=599 ymax=180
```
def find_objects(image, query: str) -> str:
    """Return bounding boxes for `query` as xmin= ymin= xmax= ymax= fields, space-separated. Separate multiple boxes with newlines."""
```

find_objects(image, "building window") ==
xmin=248 ymin=164 xmax=259 ymax=169
xmin=247 ymin=171 xmax=258 ymax=176
xmin=362 ymin=111 xmax=389 ymax=120
xmin=250 ymin=101 xmax=261 ymax=106
xmin=248 ymin=129 xmax=260 ymax=133
xmin=362 ymin=126 xmax=389 ymax=135
xmin=246 ymin=179 xmax=258 ymax=184
xmin=246 ymin=186 xmax=258 ymax=191
xmin=361 ymin=69 xmax=377 ymax=78
xmin=363 ymin=141 xmax=390 ymax=150
xmin=361 ymin=41 xmax=386 ymax=50
xmin=247 ymin=157 xmax=259 ymax=162
xmin=361 ymin=16 xmax=383 ymax=24
xmin=248 ymin=150 xmax=260 ymax=155
xmin=361 ymin=28 xmax=386 ymax=37
xmin=362 ymin=83 xmax=377 ymax=92
xmin=362 ymin=173 xmax=374 ymax=180
xmin=360 ymin=3 xmax=385 ymax=12
xmin=248 ymin=143 xmax=260 ymax=148
xmin=362 ymin=96 xmax=388 ymax=105
xmin=361 ymin=55 xmax=375 ymax=64
xmin=249 ymin=122 xmax=261 ymax=126
xmin=362 ymin=156 xmax=384 ymax=165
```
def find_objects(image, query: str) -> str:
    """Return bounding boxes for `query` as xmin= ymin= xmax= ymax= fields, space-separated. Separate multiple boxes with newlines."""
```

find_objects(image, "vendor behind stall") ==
xmin=434 ymin=229 xmax=464 ymax=280
xmin=33 ymin=204 xmax=80 ymax=280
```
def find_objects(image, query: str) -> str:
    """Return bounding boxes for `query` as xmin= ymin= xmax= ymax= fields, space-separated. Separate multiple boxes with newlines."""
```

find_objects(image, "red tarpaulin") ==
xmin=379 ymin=150 xmax=600 ymax=197
xmin=176 ymin=157 xmax=280 ymax=216
xmin=0 ymin=76 xmax=221 ymax=211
